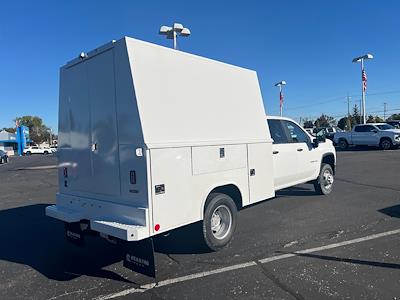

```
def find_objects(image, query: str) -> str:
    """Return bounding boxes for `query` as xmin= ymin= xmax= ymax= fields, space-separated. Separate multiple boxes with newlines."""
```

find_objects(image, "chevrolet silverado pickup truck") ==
xmin=45 ymin=37 xmax=337 ymax=276
xmin=334 ymin=123 xmax=400 ymax=150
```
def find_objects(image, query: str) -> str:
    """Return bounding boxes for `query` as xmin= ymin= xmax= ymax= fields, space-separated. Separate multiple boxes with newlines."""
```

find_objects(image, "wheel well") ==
xmin=338 ymin=138 xmax=347 ymax=143
xmin=206 ymin=184 xmax=243 ymax=212
xmin=380 ymin=137 xmax=392 ymax=143
xmin=322 ymin=154 xmax=335 ymax=174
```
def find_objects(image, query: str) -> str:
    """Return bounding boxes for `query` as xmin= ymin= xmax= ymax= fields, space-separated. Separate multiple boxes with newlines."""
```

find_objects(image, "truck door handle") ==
xmin=273 ymin=150 xmax=279 ymax=154
xmin=297 ymin=148 xmax=303 ymax=152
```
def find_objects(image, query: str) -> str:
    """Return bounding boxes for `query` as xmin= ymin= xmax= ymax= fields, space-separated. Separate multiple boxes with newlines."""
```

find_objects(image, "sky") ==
xmin=1 ymin=0 xmax=400 ymax=131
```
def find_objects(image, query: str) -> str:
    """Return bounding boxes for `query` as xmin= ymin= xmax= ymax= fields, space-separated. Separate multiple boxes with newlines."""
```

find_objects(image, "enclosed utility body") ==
xmin=46 ymin=37 xmax=275 ymax=245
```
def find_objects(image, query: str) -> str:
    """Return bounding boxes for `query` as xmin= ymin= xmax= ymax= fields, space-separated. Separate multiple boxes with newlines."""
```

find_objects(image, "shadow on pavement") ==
xmin=154 ymin=221 xmax=210 ymax=255
xmin=378 ymin=205 xmax=400 ymax=218
xmin=276 ymin=186 xmax=317 ymax=197
xmin=0 ymin=204 xmax=133 ymax=282
xmin=0 ymin=204 xmax=210 ymax=282
xmin=284 ymin=252 xmax=400 ymax=270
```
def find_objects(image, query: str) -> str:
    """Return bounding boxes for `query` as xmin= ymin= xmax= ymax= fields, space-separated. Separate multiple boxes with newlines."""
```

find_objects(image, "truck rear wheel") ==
xmin=203 ymin=193 xmax=237 ymax=251
xmin=338 ymin=139 xmax=348 ymax=150
xmin=314 ymin=163 xmax=334 ymax=195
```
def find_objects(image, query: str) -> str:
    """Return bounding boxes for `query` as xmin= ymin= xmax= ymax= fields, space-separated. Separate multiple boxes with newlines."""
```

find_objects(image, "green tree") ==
xmin=367 ymin=115 xmax=384 ymax=123
xmin=388 ymin=113 xmax=400 ymax=120
xmin=337 ymin=117 xmax=352 ymax=131
xmin=1 ymin=127 xmax=16 ymax=133
xmin=303 ymin=120 xmax=314 ymax=128
xmin=15 ymin=116 xmax=50 ymax=144
xmin=314 ymin=114 xmax=336 ymax=128
xmin=352 ymin=104 xmax=361 ymax=125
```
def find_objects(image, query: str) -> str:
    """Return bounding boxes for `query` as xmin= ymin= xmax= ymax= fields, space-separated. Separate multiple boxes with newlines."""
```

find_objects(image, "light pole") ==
xmin=352 ymin=53 xmax=373 ymax=124
xmin=274 ymin=81 xmax=286 ymax=117
xmin=159 ymin=23 xmax=191 ymax=50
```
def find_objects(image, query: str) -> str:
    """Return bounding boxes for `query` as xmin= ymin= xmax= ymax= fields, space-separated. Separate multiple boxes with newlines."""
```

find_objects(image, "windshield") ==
xmin=376 ymin=124 xmax=395 ymax=130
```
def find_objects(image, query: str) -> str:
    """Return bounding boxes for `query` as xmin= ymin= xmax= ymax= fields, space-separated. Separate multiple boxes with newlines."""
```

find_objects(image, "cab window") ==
xmin=267 ymin=119 xmax=290 ymax=144
xmin=282 ymin=120 xmax=310 ymax=143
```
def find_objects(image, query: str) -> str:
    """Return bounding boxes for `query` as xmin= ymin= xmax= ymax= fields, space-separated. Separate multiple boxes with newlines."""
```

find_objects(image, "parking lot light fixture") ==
xmin=159 ymin=23 xmax=191 ymax=50
xmin=352 ymin=53 xmax=373 ymax=124
xmin=275 ymin=81 xmax=286 ymax=117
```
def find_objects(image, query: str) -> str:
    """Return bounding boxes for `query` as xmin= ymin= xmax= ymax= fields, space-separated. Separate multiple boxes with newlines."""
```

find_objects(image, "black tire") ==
xmin=314 ymin=163 xmax=334 ymax=195
xmin=0 ymin=158 xmax=3 ymax=164
xmin=203 ymin=193 xmax=237 ymax=251
xmin=43 ymin=151 xmax=48 ymax=155
xmin=380 ymin=138 xmax=392 ymax=150
xmin=26 ymin=151 xmax=31 ymax=156
xmin=338 ymin=139 xmax=348 ymax=150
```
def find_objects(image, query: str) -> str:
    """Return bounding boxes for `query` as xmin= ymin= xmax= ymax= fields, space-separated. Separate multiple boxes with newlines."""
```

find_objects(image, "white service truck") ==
xmin=46 ymin=37 xmax=336 ymax=259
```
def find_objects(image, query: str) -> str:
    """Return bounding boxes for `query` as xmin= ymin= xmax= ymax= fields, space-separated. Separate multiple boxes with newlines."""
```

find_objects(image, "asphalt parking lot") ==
xmin=1 ymin=150 xmax=400 ymax=300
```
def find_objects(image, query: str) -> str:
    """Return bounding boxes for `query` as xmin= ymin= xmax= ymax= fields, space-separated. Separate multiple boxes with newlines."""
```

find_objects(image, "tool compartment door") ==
xmin=247 ymin=142 xmax=275 ymax=203
xmin=87 ymin=50 xmax=121 ymax=197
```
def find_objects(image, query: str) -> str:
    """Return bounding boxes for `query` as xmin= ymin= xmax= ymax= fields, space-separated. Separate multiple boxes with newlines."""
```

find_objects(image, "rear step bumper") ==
xmin=45 ymin=193 xmax=150 ymax=241
xmin=91 ymin=220 xmax=148 ymax=241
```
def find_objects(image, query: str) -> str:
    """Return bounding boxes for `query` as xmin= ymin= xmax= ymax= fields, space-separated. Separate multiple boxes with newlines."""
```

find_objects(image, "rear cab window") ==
xmin=267 ymin=119 xmax=289 ymax=144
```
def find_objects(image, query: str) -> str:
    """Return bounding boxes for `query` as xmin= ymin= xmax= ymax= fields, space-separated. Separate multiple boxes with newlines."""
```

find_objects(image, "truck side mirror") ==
xmin=312 ymin=138 xmax=319 ymax=148
xmin=372 ymin=129 xmax=378 ymax=133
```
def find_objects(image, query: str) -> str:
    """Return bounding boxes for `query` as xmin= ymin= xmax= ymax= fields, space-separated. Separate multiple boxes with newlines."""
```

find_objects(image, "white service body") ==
xmin=46 ymin=37 xmax=335 ymax=242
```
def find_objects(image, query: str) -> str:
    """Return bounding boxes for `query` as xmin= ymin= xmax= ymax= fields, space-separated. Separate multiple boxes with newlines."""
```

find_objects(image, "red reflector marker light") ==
xmin=155 ymin=224 xmax=160 ymax=232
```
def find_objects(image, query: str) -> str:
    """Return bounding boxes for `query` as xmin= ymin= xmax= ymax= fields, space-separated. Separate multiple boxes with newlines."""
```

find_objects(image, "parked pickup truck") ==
xmin=45 ymin=37 xmax=336 ymax=276
xmin=334 ymin=123 xmax=400 ymax=150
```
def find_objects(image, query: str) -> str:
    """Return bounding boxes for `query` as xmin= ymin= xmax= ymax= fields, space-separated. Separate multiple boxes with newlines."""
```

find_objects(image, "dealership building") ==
xmin=0 ymin=126 xmax=30 ymax=155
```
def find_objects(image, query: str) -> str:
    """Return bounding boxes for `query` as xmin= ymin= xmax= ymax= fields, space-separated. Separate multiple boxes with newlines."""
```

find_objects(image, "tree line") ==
xmin=1 ymin=116 xmax=56 ymax=144
xmin=303 ymin=104 xmax=400 ymax=130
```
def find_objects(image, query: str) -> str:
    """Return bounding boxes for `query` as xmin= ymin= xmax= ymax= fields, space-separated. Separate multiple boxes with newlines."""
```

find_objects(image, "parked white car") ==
xmin=23 ymin=146 xmax=52 ymax=155
xmin=334 ymin=123 xmax=400 ymax=150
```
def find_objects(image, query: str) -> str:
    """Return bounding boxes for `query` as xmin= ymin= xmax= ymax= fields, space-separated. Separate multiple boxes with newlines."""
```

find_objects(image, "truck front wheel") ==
xmin=314 ymin=163 xmax=334 ymax=195
xmin=203 ymin=193 xmax=237 ymax=251
xmin=380 ymin=138 xmax=392 ymax=150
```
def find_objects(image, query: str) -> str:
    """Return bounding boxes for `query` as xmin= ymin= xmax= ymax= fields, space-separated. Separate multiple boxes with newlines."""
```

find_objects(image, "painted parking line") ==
xmin=95 ymin=228 xmax=400 ymax=300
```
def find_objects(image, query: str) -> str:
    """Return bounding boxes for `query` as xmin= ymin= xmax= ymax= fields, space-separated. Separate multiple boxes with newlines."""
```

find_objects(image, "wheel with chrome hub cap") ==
xmin=314 ymin=163 xmax=334 ymax=195
xmin=203 ymin=193 xmax=237 ymax=251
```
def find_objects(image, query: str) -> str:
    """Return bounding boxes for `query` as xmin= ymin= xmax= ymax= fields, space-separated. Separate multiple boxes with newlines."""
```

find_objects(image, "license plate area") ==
xmin=65 ymin=222 xmax=84 ymax=245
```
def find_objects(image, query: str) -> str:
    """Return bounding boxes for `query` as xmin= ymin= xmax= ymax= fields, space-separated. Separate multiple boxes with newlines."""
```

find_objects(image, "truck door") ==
xmin=281 ymin=120 xmax=317 ymax=181
xmin=353 ymin=125 xmax=378 ymax=145
xmin=267 ymin=119 xmax=298 ymax=189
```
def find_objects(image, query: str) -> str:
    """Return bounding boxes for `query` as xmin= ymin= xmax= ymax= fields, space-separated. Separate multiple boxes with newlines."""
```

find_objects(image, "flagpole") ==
xmin=279 ymin=85 xmax=283 ymax=117
xmin=275 ymin=80 xmax=286 ymax=117
xmin=361 ymin=58 xmax=366 ymax=124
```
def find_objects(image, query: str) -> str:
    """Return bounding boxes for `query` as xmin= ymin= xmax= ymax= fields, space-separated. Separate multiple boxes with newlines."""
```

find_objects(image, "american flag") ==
xmin=362 ymin=68 xmax=367 ymax=92
xmin=280 ymin=91 xmax=284 ymax=110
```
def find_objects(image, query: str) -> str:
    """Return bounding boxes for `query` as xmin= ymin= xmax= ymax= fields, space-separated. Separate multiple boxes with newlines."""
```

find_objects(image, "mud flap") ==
xmin=123 ymin=238 xmax=156 ymax=279
xmin=64 ymin=222 xmax=84 ymax=246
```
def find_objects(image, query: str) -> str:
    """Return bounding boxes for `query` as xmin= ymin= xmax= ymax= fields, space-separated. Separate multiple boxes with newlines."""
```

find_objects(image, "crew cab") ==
xmin=23 ymin=146 xmax=51 ymax=155
xmin=45 ymin=37 xmax=336 ymax=276
xmin=267 ymin=116 xmax=336 ymax=194
xmin=334 ymin=123 xmax=400 ymax=150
